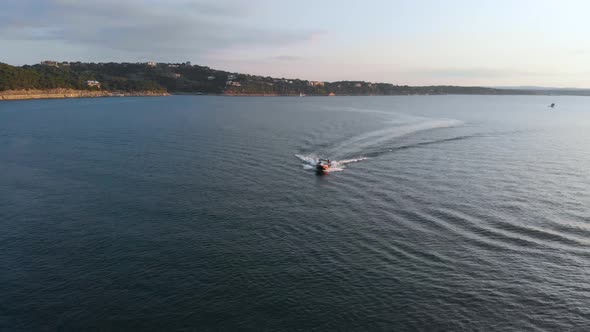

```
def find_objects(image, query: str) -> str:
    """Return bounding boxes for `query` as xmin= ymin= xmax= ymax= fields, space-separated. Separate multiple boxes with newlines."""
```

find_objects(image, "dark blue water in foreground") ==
xmin=1 ymin=95 xmax=589 ymax=331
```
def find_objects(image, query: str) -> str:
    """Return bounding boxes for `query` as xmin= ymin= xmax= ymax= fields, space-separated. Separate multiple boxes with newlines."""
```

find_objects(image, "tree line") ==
xmin=3 ymin=61 xmax=587 ymax=96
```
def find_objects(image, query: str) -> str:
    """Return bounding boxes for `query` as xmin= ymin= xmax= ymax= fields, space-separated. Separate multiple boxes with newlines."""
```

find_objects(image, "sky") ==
xmin=2 ymin=0 xmax=590 ymax=87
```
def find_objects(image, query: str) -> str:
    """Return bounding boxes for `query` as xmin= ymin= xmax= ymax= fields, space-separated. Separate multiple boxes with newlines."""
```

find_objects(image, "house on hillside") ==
xmin=146 ymin=61 xmax=157 ymax=67
xmin=308 ymin=81 xmax=325 ymax=87
xmin=86 ymin=80 xmax=101 ymax=88
xmin=41 ymin=60 xmax=59 ymax=67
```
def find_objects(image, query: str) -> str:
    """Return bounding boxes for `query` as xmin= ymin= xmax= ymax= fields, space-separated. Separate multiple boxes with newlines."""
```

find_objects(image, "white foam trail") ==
xmin=295 ymin=153 xmax=319 ymax=166
xmin=296 ymin=109 xmax=464 ymax=173
xmin=335 ymin=157 xmax=368 ymax=165
xmin=295 ymin=154 xmax=367 ymax=172
xmin=330 ymin=118 xmax=463 ymax=153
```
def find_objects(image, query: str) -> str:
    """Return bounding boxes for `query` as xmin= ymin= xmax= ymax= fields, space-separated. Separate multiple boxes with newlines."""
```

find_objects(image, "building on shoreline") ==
xmin=86 ymin=80 xmax=101 ymax=88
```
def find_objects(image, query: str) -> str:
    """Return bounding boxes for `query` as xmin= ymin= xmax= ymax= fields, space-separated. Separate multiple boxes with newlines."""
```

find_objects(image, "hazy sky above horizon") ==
xmin=2 ymin=0 xmax=590 ymax=87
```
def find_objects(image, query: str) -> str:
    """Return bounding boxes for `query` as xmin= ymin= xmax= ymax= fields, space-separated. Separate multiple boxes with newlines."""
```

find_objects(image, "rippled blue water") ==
xmin=1 ymin=95 xmax=589 ymax=331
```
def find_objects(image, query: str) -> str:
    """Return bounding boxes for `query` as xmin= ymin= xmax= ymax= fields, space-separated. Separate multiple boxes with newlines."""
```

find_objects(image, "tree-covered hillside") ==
xmin=2 ymin=61 xmax=590 ymax=96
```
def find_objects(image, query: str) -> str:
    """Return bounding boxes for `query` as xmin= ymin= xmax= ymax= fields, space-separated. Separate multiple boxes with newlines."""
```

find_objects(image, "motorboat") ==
xmin=316 ymin=159 xmax=332 ymax=174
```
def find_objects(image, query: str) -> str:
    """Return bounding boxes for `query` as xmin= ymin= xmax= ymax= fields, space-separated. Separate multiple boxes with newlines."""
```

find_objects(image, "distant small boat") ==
xmin=299 ymin=92 xmax=305 ymax=97
xmin=549 ymin=103 xmax=555 ymax=108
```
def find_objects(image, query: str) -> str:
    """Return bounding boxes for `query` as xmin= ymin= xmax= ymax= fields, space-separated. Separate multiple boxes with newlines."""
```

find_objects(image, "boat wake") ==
xmin=296 ymin=108 xmax=466 ymax=173
xmin=330 ymin=118 xmax=463 ymax=154
xmin=295 ymin=154 xmax=367 ymax=172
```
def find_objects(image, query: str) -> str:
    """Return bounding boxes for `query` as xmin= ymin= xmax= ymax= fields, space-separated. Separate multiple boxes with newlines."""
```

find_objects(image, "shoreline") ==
xmin=1 ymin=90 xmax=586 ymax=101
xmin=0 ymin=89 xmax=170 ymax=101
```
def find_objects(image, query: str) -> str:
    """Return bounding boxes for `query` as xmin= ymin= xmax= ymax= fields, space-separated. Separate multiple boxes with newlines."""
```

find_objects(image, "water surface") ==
xmin=1 ymin=95 xmax=589 ymax=331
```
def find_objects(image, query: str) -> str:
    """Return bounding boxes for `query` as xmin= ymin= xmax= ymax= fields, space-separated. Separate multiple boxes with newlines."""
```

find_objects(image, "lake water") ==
xmin=1 ymin=95 xmax=589 ymax=331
